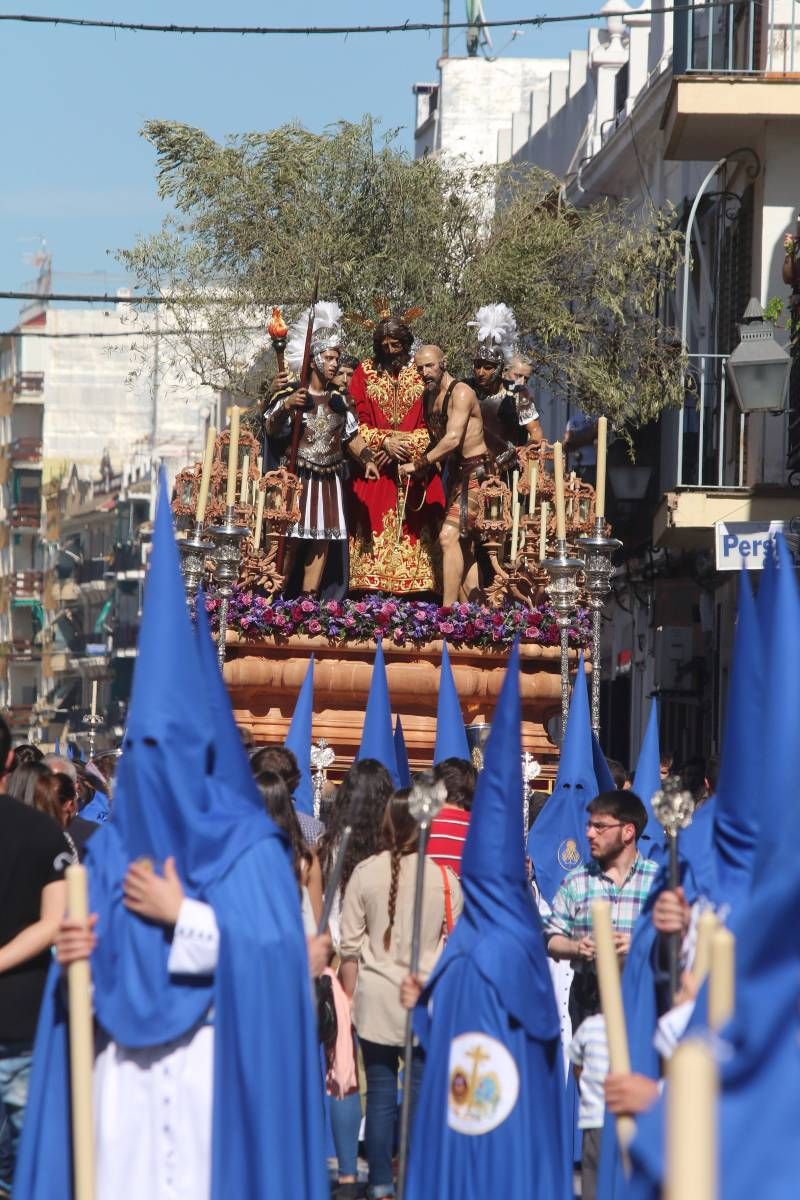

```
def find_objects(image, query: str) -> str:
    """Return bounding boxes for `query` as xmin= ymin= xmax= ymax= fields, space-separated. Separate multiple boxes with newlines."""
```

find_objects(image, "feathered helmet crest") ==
xmin=285 ymin=300 xmax=343 ymax=371
xmin=469 ymin=303 xmax=518 ymax=366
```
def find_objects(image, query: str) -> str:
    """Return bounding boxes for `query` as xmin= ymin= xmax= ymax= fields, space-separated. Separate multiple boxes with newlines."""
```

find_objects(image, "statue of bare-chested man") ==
xmin=399 ymin=345 xmax=491 ymax=606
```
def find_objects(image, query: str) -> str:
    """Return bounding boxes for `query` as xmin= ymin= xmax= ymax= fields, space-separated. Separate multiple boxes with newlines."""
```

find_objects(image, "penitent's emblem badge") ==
xmin=558 ymin=838 xmax=582 ymax=871
xmin=447 ymin=1033 xmax=519 ymax=1136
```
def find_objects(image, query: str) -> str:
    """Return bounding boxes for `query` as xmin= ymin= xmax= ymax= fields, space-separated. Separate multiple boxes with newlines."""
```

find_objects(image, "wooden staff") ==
xmin=591 ymin=900 xmax=636 ymax=1156
xmin=692 ymin=909 xmax=718 ymax=985
xmin=66 ymin=864 xmax=96 ymax=1200
xmin=708 ymin=926 xmax=735 ymax=1031
xmin=666 ymin=1038 xmax=717 ymax=1200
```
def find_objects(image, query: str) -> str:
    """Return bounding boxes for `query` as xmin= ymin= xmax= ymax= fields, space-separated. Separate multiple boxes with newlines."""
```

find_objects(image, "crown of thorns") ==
xmin=348 ymin=296 xmax=425 ymax=331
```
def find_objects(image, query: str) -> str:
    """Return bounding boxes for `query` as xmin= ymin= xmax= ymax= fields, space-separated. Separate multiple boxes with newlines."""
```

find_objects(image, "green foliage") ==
xmin=121 ymin=117 xmax=686 ymax=427
xmin=762 ymin=296 xmax=785 ymax=325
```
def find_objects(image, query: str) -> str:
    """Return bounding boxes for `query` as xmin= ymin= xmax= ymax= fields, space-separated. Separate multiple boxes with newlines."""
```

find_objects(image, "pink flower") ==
xmin=275 ymin=614 xmax=288 ymax=627
xmin=300 ymin=599 xmax=316 ymax=613
xmin=354 ymin=602 xmax=368 ymax=614
xmin=307 ymin=619 xmax=322 ymax=633
xmin=393 ymin=628 xmax=405 ymax=643
xmin=439 ymin=621 xmax=455 ymax=635
xmin=491 ymin=612 xmax=504 ymax=627
xmin=381 ymin=602 xmax=397 ymax=617
xmin=325 ymin=600 xmax=341 ymax=615
xmin=345 ymin=616 xmax=356 ymax=628
xmin=524 ymin=627 xmax=538 ymax=640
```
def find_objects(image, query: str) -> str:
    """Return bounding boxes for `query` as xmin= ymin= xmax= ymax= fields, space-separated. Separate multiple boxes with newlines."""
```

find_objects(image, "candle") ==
xmin=253 ymin=487 xmax=266 ymax=550
xmin=225 ymin=406 xmax=241 ymax=508
xmin=591 ymin=900 xmax=636 ymax=1153
xmin=692 ymin=910 xmax=718 ymax=985
xmin=510 ymin=469 xmax=520 ymax=563
xmin=195 ymin=424 xmax=217 ymax=524
xmin=90 ymin=680 xmax=97 ymax=719
xmin=708 ymin=926 xmax=735 ymax=1031
xmin=539 ymin=501 xmax=548 ymax=562
xmin=666 ymin=1039 xmax=717 ymax=1200
xmin=596 ymin=416 xmax=608 ymax=519
xmin=66 ymin=864 xmax=97 ymax=1200
xmin=239 ymin=454 xmax=250 ymax=505
xmin=568 ymin=470 xmax=576 ymax=519
xmin=256 ymin=454 xmax=263 ymax=476
xmin=553 ymin=441 xmax=566 ymax=542
xmin=528 ymin=461 xmax=538 ymax=517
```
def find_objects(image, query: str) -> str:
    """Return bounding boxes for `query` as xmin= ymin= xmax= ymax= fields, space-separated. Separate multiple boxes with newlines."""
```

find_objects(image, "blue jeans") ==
xmin=360 ymin=1038 xmax=424 ymax=1200
xmin=0 ymin=1045 xmax=33 ymax=1195
xmin=330 ymin=1089 xmax=362 ymax=1179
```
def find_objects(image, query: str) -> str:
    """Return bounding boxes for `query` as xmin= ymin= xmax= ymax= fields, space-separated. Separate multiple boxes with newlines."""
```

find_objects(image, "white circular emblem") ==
xmin=446 ymin=1032 xmax=519 ymax=1136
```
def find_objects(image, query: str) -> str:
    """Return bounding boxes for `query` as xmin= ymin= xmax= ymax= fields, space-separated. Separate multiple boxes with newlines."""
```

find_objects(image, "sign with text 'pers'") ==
xmin=714 ymin=521 xmax=788 ymax=571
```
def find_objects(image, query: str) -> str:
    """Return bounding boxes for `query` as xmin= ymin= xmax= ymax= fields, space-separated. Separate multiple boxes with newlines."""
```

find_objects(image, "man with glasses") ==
xmin=544 ymin=790 xmax=658 ymax=1027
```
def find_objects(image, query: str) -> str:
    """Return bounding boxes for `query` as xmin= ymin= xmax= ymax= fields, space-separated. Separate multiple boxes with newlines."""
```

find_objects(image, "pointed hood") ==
xmin=285 ymin=656 xmax=315 ymax=815
xmin=591 ymin=731 xmax=616 ymax=794
xmin=394 ymin=715 xmax=412 ymax=789
xmin=195 ymin=592 xmax=262 ymax=804
xmin=528 ymin=654 xmax=598 ymax=903
xmin=707 ymin=569 xmax=760 ymax=907
xmin=632 ymin=700 xmax=665 ymax=852
xmin=433 ymin=642 xmax=469 ymax=764
xmin=86 ymin=473 xmax=272 ymax=1048
xmin=356 ymin=640 xmax=400 ymax=787
xmin=424 ymin=643 xmax=560 ymax=1041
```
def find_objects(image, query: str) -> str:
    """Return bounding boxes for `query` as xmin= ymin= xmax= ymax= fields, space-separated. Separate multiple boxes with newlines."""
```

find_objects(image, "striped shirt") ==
xmin=427 ymin=806 xmax=471 ymax=877
xmin=568 ymin=1014 xmax=610 ymax=1128
xmin=544 ymin=852 xmax=658 ymax=943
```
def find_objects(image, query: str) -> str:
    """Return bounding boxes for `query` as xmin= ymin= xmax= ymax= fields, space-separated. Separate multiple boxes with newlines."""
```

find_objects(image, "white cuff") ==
xmin=167 ymin=898 xmax=220 ymax=977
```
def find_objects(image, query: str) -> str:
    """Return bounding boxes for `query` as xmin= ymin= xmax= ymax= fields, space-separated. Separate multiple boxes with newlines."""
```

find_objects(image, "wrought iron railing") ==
xmin=676 ymin=354 xmax=746 ymax=488
xmin=674 ymin=1 xmax=800 ymax=75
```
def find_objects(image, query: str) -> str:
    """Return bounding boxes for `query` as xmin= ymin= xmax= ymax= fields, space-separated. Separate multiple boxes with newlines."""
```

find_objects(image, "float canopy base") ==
xmin=224 ymin=635 xmax=589 ymax=781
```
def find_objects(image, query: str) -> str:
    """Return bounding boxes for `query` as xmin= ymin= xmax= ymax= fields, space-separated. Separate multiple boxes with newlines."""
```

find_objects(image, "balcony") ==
xmin=9 ymin=438 xmax=42 ymax=465
xmin=12 ymin=372 xmax=44 ymax=397
xmin=8 ymin=503 xmax=41 ymax=529
xmin=111 ymin=622 xmax=139 ymax=657
xmin=666 ymin=1 xmax=800 ymax=159
xmin=9 ymin=571 xmax=43 ymax=599
xmin=654 ymin=352 xmax=799 ymax=548
xmin=111 ymin=544 xmax=144 ymax=577
xmin=76 ymin=557 xmax=110 ymax=586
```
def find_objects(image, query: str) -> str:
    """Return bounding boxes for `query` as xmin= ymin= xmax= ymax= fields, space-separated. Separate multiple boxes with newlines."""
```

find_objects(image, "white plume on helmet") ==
xmin=470 ymin=303 xmax=518 ymax=363
xmin=285 ymin=300 xmax=343 ymax=370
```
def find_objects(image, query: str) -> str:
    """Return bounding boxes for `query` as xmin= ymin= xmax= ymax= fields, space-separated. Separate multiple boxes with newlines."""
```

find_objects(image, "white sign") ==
xmin=714 ymin=520 xmax=787 ymax=571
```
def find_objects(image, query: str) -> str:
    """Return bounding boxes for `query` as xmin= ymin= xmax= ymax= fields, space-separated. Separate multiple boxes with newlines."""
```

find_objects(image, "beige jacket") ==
xmin=339 ymin=850 xmax=463 ymax=1046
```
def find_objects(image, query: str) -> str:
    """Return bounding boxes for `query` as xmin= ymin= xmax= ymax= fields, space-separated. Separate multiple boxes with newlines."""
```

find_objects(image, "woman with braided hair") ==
xmin=339 ymin=789 xmax=462 ymax=1200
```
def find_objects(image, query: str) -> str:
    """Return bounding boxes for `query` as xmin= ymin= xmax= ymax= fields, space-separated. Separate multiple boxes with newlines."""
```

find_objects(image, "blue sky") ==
xmin=0 ymin=2 xmax=596 ymax=327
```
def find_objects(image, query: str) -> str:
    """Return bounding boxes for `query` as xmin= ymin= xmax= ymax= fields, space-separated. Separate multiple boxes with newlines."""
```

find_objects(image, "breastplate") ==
xmin=298 ymin=397 xmax=345 ymax=469
xmin=479 ymin=392 xmax=512 ymax=446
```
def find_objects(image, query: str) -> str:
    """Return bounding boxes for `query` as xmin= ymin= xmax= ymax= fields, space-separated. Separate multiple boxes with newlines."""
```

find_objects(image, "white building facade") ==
xmin=413 ymin=1 xmax=800 ymax=768
xmin=0 ymin=296 xmax=215 ymax=738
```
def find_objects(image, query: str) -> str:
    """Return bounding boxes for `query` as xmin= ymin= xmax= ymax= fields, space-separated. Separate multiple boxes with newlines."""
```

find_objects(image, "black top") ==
xmin=0 ymin=795 xmax=70 ymax=1042
xmin=67 ymin=814 xmax=100 ymax=861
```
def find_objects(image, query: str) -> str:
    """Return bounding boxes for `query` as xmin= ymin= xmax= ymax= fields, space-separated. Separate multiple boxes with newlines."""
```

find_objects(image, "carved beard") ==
xmin=376 ymin=348 xmax=408 ymax=374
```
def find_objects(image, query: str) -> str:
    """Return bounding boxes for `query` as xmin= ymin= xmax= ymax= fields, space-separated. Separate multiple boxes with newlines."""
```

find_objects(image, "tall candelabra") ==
xmin=81 ymin=710 xmax=103 ymax=761
xmin=207 ymin=505 xmax=249 ymax=670
xmin=652 ymin=776 xmax=695 ymax=1005
xmin=542 ymin=539 xmax=584 ymax=737
xmin=397 ymin=771 xmax=447 ymax=1200
xmin=577 ymin=519 xmax=622 ymax=736
xmin=177 ymin=521 xmax=214 ymax=602
xmin=310 ymin=739 xmax=336 ymax=820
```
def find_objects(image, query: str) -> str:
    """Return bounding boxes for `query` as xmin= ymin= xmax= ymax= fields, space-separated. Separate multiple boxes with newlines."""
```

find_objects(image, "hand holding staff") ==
xmin=66 ymin=864 xmax=96 ymax=1200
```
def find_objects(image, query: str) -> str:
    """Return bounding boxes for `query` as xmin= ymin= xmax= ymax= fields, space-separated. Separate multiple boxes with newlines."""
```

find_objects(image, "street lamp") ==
xmin=725 ymin=297 xmax=791 ymax=414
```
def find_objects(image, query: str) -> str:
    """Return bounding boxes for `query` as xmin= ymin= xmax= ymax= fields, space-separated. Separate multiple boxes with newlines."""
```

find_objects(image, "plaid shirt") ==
xmin=545 ymin=853 xmax=658 ymax=943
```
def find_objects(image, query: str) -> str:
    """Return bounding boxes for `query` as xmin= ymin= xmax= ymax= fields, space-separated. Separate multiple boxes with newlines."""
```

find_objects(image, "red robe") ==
xmin=348 ymin=359 xmax=445 ymax=593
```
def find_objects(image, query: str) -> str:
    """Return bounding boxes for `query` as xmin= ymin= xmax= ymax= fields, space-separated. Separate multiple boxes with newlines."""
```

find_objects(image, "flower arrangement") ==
xmin=207 ymin=590 xmax=592 ymax=651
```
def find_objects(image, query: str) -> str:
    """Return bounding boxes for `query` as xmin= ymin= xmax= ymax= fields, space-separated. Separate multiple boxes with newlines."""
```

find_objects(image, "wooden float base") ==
xmin=224 ymin=635 xmax=589 ymax=781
